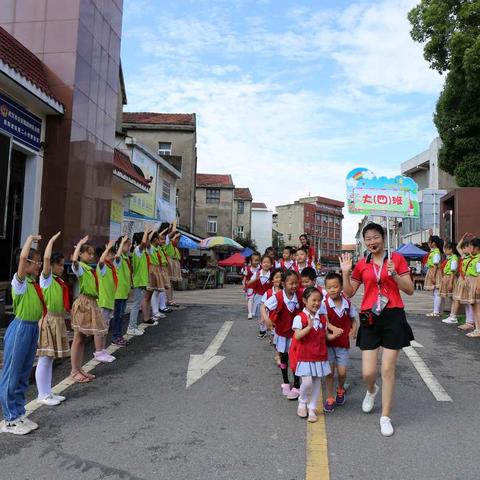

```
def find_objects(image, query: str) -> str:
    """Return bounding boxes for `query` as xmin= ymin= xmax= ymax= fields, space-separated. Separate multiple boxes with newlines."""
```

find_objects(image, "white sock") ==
xmin=159 ymin=291 xmax=167 ymax=311
xmin=247 ymin=298 xmax=253 ymax=316
xmin=309 ymin=377 xmax=322 ymax=411
xmin=433 ymin=289 xmax=442 ymax=314
xmin=35 ymin=356 xmax=53 ymax=399
xmin=466 ymin=304 xmax=474 ymax=324
xmin=299 ymin=376 xmax=312 ymax=405
xmin=151 ymin=291 xmax=160 ymax=315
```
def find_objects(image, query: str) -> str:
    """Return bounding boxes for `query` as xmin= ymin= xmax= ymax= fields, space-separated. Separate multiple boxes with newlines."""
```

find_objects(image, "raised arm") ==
xmin=98 ymin=240 xmax=115 ymax=268
xmin=339 ymin=253 xmax=360 ymax=298
xmin=43 ymin=231 xmax=61 ymax=277
xmin=18 ymin=234 xmax=42 ymax=280
xmin=72 ymin=235 xmax=89 ymax=268
xmin=457 ymin=232 xmax=469 ymax=256
xmin=115 ymin=235 xmax=128 ymax=259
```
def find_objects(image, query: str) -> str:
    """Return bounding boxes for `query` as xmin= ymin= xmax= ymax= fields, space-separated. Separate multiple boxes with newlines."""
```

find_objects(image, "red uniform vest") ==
xmin=277 ymin=259 xmax=294 ymax=271
xmin=293 ymin=261 xmax=315 ymax=274
xmin=251 ymin=270 xmax=272 ymax=295
xmin=270 ymin=291 xmax=300 ymax=338
xmin=324 ymin=295 xmax=352 ymax=349
xmin=290 ymin=311 xmax=328 ymax=371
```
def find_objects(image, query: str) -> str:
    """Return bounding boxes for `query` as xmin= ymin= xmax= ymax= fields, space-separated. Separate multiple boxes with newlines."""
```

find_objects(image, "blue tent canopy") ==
xmin=240 ymin=247 xmax=254 ymax=257
xmin=178 ymin=235 xmax=200 ymax=250
xmin=395 ymin=243 xmax=428 ymax=259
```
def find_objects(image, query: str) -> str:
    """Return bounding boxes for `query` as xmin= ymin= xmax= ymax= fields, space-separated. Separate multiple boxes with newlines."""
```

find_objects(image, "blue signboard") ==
xmin=0 ymin=92 xmax=42 ymax=151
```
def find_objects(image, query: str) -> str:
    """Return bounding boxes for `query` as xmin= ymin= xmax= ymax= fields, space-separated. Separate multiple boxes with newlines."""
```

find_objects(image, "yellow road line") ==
xmin=306 ymin=395 xmax=330 ymax=480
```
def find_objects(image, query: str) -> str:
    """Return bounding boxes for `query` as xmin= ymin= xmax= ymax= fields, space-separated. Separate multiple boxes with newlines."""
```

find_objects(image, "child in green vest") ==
xmin=112 ymin=236 xmax=132 ymax=347
xmin=464 ymin=238 xmax=480 ymax=338
xmin=150 ymin=226 xmax=172 ymax=318
xmin=425 ymin=235 xmax=444 ymax=317
xmin=471 ymin=238 xmax=480 ymax=337
xmin=166 ymin=226 xmax=182 ymax=307
xmin=35 ymin=231 xmax=70 ymax=406
xmin=70 ymin=236 xmax=108 ymax=383
xmin=1 ymin=234 xmax=44 ymax=435
xmin=455 ymin=238 xmax=475 ymax=331
xmin=93 ymin=240 xmax=121 ymax=363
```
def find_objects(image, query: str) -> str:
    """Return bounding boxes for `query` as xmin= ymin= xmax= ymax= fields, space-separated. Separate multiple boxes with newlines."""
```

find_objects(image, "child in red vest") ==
xmin=290 ymin=286 xmax=340 ymax=423
xmin=275 ymin=247 xmax=294 ymax=271
xmin=322 ymin=272 xmax=358 ymax=413
xmin=264 ymin=270 xmax=301 ymax=399
xmin=242 ymin=252 xmax=261 ymax=319
xmin=248 ymin=254 xmax=273 ymax=338
xmin=261 ymin=268 xmax=283 ymax=360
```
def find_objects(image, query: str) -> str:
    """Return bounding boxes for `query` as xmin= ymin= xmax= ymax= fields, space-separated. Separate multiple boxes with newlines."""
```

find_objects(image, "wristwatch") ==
xmin=391 ymin=270 xmax=397 ymax=278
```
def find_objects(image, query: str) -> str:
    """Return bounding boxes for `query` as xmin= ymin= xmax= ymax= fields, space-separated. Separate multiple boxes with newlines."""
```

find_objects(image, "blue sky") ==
xmin=121 ymin=0 xmax=443 ymax=242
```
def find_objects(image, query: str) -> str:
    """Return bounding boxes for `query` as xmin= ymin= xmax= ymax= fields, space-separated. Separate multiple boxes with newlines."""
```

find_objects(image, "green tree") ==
xmin=234 ymin=235 xmax=257 ymax=251
xmin=409 ymin=0 xmax=480 ymax=186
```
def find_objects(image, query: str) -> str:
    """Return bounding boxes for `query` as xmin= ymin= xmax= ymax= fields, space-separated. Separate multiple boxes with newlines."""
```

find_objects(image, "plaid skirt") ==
xmin=168 ymin=257 xmax=182 ymax=281
xmin=424 ymin=267 xmax=442 ymax=291
xmin=148 ymin=264 xmax=165 ymax=290
xmin=37 ymin=311 xmax=70 ymax=358
xmin=439 ymin=275 xmax=457 ymax=298
xmin=460 ymin=276 xmax=479 ymax=305
xmin=71 ymin=294 xmax=107 ymax=336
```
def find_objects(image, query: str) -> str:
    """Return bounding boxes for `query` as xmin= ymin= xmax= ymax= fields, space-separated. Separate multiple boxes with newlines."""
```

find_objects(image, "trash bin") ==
xmin=216 ymin=267 xmax=225 ymax=288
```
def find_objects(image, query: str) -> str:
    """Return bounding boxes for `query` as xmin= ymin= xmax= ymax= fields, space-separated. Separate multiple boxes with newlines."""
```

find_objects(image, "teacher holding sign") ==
xmin=340 ymin=222 xmax=414 ymax=437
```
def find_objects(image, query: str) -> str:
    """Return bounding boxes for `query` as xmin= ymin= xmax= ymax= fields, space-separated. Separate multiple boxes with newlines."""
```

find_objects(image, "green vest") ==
xmin=462 ymin=255 xmax=471 ymax=275
xmin=115 ymin=254 xmax=132 ymax=300
xmin=12 ymin=276 xmax=43 ymax=322
xmin=132 ymin=247 xmax=149 ymax=288
xmin=97 ymin=264 xmax=116 ymax=310
xmin=78 ymin=261 xmax=98 ymax=298
xmin=42 ymin=274 xmax=64 ymax=313
xmin=149 ymin=246 xmax=160 ymax=266
xmin=466 ymin=254 xmax=480 ymax=277
xmin=427 ymin=248 xmax=440 ymax=268
xmin=443 ymin=255 xmax=458 ymax=276
xmin=158 ymin=245 xmax=170 ymax=266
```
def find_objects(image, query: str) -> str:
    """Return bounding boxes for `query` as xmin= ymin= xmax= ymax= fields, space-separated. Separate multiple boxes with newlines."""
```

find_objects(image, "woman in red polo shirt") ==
xmin=340 ymin=222 xmax=414 ymax=437
xmin=299 ymin=234 xmax=316 ymax=264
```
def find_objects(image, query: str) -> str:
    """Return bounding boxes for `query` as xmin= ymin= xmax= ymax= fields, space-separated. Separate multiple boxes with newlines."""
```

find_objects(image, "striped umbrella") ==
xmin=199 ymin=236 xmax=243 ymax=250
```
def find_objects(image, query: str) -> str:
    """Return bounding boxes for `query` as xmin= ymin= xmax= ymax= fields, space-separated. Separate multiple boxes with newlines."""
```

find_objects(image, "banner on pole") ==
xmin=346 ymin=168 xmax=419 ymax=218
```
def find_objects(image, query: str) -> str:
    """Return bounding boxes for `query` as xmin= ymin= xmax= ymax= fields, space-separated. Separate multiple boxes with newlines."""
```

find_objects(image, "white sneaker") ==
xmin=1 ymin=418 xmax=31 ymax=435
xmin=247 ymin=314 xmax=253 ymax=320
xmin=37 ymin=394 xmax=61 ymax=406
xmin=362 ymin=384 xmax=379 ymax=413
xmin=20 ymin=416 xmax=39 ymax=431
xmin=380 ymin=416 xmax=394 ymax=436
xmin=93 ymin=351 xmax=115 ymax=363
xmin=51 ymin=394 xmax=66 ymax=402
xmin=442 ymin=315 xmax=458 ymax=324
xmin=153 ymin=312 xmax=166 ymax=319
xmin=126 ymin=327 xmax=144 ymax=336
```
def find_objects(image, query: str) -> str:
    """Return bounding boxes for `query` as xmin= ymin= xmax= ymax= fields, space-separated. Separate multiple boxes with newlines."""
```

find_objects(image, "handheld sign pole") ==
xmin=386 ymin=214 xmax=391 ymax=259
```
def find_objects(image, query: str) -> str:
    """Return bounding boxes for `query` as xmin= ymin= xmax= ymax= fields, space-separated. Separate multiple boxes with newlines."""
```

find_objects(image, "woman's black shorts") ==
xmin=356 ymin=308 xmax=414 ymax=351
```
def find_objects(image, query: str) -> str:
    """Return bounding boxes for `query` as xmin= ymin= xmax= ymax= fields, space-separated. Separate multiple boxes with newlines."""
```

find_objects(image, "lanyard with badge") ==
xmin=372 ymin=259 xmax=389 ymax=315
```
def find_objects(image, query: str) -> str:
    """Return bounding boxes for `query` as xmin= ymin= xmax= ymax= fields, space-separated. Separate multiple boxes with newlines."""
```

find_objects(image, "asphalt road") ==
xmin=0 ymin=286 xmax=478 ymax=480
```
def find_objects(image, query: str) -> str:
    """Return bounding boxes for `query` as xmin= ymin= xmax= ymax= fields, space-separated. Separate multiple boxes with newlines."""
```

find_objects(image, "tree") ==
xmin=234 ymin=235 xmax=257 ymax=251
xmin=409 ymin=1 xmax=480 ymax=186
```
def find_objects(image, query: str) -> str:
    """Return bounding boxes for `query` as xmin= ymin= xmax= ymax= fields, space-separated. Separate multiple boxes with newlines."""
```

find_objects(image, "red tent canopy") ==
xmin=218 ymin=252 xmax=247 ymax=267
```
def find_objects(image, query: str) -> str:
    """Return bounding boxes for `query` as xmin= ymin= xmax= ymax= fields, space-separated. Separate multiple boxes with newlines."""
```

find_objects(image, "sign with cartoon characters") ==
xmin=346 ymin=168 xmax=419 ymax=218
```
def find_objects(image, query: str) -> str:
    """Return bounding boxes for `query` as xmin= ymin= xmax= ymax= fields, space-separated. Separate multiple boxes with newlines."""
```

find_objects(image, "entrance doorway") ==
xmin=0 ymin=146 xmax=26 ymax=283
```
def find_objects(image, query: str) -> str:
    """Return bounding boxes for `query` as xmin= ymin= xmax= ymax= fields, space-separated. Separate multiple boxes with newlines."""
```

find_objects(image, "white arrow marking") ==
xmin=186 ymin=321 xmax=234 ymax=389
xmin=402 ymin=346 xmax=452 ymax=402
xmin=410 ymin=340 xmax=424 ymax=348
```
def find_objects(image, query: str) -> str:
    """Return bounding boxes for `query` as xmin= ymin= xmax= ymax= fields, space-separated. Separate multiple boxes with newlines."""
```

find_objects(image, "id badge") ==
xmin=373 ymin=293 xmax=389 ymax=316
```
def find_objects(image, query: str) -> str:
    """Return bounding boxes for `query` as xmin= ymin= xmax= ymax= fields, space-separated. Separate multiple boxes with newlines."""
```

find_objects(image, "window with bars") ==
xmin=207 ymin=216 xmax=218 ymax=234
xmin=158 ymin=142 xmax=172 ymax=156
xmin=206 ymin=189 xmax=220 ymax=203
xmin=162 ymin=179 xmax=171 ymax=202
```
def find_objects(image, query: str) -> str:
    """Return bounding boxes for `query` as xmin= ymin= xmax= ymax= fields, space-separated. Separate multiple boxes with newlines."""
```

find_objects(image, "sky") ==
xmin=120 ymin=0 xmax=443 ymax=243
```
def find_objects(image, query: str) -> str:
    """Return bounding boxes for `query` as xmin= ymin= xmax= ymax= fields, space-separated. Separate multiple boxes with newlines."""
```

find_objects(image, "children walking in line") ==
xmin=35 ymin=231 xmax=70 ymax=406
xmin=322 ymin=273 xmax=358 ymax=413
xmin=248 ymin=254 xmax=273 ymax=338
xmin=112 ymin=236 xmax=132 ymax=346
xmin=70 ymin=236 xmax=109 ymax=383
xmin=424 ymin=235 xmax=444 ymax=317
xmin=264 ymin=270 xmax=301 ymax=400
xmin=0 ymin=234 xmax=44 ymax=435
xmin=290 ymin=287 xmax=339 ymax=423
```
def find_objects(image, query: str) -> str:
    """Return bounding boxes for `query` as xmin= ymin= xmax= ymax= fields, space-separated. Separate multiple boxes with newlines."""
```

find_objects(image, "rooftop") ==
xmin=234 ymin=187 xmax=253 ymax=200
xmin=252 ymin=202 xmax=268 ymax=209
xmin=123 ymin=112 xmax=195 ymax=126
xmin=113 ymin=148 xmax=151 ymax=188
xmin=0 ymin=26 xmax=63 ymax=113
xmin=196 ymin=173 xmax=234 ymax=188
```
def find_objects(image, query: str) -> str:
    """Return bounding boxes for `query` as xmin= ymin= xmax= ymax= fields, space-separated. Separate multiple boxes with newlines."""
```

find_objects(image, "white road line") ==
xmin=0 ymin=322 xmax=155 ymax=428
xmin=203 ymin=321 xmax=234 ymax=357
xmin=402 ymin=346 xmax=452 ymax=402
xmin=410 ymin=340 xmax=424 ymax=348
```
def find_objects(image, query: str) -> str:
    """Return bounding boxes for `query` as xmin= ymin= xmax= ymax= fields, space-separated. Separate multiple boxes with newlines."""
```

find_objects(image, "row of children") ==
xmin=0 ymin=223 xmax=182 ymax=435
xmin=424 ymin=233 xmax=480 ymax=337
xmin=242 ymin=248 xmax=358 ymax=422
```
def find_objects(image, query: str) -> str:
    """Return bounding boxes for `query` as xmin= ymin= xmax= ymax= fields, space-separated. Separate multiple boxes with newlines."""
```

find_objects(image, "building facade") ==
xmin=122 ymin=112 xmax=197 ymax=233
xmin=233 ymin=187 xmax=252 ymax=240
xmin=400 ymin=137 xmax=457 ymax=244
xmin=251 ymin=203 xmax=273 ymax=254
xmin=195 ymin=174 xmax=235 ymax=238
xmin=276 ymin=196 xmax=344 ymax=264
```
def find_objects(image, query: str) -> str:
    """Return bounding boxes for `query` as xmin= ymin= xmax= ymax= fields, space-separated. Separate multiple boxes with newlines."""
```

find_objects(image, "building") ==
xmin=122 ymin=112 xmax=197 ymax=232
xmin=251 ymin=202 xmax=273 ymax=254
xmin=400 ymin=138 xmax=457 ymax=244
xmin=233 ymin=188 xmax=252 ymax=240
xmin=1 ymin=0 xmax=124 ymax=253
xmin=0 ymin=26 xmax=64 ymax=284
xmin=276 ymin=196 xmax=344 ymax=264
xmin=195 ymin=173 xmax=235 ymax=238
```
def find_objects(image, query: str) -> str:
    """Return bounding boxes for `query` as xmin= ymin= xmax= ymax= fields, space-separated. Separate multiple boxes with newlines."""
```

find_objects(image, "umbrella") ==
xmin=178 ymin=234 xmax=200 ymax=250
xmin=199 ymin=236 xmax=243 ymax=250
xmin=395 ymin=243 xmax=428 ymax=260
xmin=240 ymin=247 xmax=254 ymax=257
xmin=218 ymin=252 xmax=247 ymax=267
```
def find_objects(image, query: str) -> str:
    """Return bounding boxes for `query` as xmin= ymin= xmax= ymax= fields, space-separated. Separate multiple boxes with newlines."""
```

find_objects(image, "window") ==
xmin=162 ymin=179 xmax=171 ymax=202
xmin=237 ymin=200 xmax=244 ymax=214
xmin=206 ymin=188 xmax=220 ymax=203
xmin=158 ymin=142 xmax=172 ymax=156
xmin=207 ymin=216 xmax=218 ymax=234
xmin=288 ymin=234 xmax=292 ymax=241
xmin=237 ymin=226 xmax=245 ymax=238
